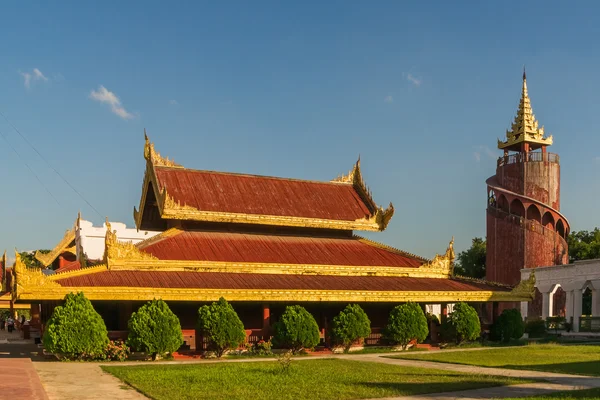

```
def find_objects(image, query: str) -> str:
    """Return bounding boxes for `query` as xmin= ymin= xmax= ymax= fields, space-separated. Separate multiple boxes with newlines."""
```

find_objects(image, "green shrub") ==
xmin=491 ymin=309 xmax=525 ymax=342
xmin=43 ymin=292 xmax=109 ymax=360
xmin=384 ymin=302 xmax=428 ymax=350
xmin=197 ymin=297 xmax=246 ymax=357
xmin=525 ymin=319 xmax=547 ymax=338
xmin=252 ymin=340 xmax=272 ymax=355
xmin=272 ymin=305 xmax=320 ymax=353
xmin=330 ymin=304 xmax=371 ymax=353
xmin=426 ymin=313 xmax=440 ymax=326
xmin=443 ymin=302 xmax=481 ymax=344
xmin=127 ymin=299 xmax=183 ymax=360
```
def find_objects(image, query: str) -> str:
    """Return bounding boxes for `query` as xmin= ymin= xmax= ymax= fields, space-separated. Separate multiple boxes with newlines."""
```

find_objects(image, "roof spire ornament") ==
xmin=497 ymin=69 xmax=553 ymax=152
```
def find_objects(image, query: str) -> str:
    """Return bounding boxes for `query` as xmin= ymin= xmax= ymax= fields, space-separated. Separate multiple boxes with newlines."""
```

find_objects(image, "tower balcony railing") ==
xmin=497 ymin=152 xmax=559 ymax=167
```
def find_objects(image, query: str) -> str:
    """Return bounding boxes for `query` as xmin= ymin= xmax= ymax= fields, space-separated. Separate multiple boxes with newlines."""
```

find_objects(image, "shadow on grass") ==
xmin=501 ymin=360 xmax=600 ymax=377
xmin=357 ymin=379 xmax=520 ymax=397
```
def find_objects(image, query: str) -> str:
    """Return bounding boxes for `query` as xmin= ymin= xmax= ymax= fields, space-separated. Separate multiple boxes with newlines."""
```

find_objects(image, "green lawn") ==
xmin=102 ymin=359 xmax=526 ymax=400
xmin=391 ymin=344 xmax=600 ymax=376
xmin=506 ymin=387 xmax=600 ymax=399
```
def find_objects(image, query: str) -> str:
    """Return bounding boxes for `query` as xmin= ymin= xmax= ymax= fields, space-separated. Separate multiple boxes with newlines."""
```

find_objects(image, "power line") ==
xmin=0 ymin=110 xmax=104 ymax=219
xmin=0 ymin=127 xmax=61 ymax=206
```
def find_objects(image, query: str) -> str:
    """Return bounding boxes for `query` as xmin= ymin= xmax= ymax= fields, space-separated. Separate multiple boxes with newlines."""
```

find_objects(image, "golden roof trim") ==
xmin=13 ymin=250 xmax=61 ymax=301
xmin=48 ymin=264 xmax=108 ymax=280
xmin=499 ymin=72 xmax=553 ymax=150
xmin=135 ymin=228 xmax=183 ymax=250
xmin=419 ymin=237 xmax=455 ymax=277
xmin=14 ymin=286 xmax=530 ymax=303
xmin=35 ymin=228 xmax=76 ymax=267
xmin=143 ymin=130 xmax=183 ymax=168
xmin=104 ymin=219 xmax=158 ymax=266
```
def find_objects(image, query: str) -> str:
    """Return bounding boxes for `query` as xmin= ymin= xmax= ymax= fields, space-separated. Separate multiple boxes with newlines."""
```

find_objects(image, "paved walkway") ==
xmin=0 ymin=358 xmax=48 ymax=400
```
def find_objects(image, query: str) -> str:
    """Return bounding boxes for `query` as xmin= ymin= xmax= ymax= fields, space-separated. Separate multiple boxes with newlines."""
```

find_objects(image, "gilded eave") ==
xmin=134 ymin=136 xmax=394 ymax=232
xmin=35 ymin=228 xmax=76 ymax=268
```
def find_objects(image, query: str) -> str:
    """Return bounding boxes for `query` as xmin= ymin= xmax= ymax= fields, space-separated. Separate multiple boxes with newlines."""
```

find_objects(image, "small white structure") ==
xmin=521 ymin=260 xmax=600 ymax=332
xmin=76 ymin=216 xmax=160 ymax=261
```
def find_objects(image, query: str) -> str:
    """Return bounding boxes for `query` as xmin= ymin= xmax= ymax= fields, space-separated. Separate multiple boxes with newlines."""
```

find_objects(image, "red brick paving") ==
xmin=0 ymin=359 xmax=49 ymax=400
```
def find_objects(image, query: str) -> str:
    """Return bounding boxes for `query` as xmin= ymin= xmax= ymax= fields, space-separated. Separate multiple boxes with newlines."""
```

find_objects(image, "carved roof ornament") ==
xmin=104 ymin=218 xmax=158 ymax=266
xmin=13 ymin=250 xmax=60 ymax=300
xmin=143 ymin=130 xmax=183 ymax=168
xmin=498 ymin=69 xmax=553 ymax=150
xmin=333 ymin=157 xmax=394 ymax=229
xmin=420 ymin=237 xmax=455 ymax=276
xmin=35 ymin=227 xmax=77 ymax=268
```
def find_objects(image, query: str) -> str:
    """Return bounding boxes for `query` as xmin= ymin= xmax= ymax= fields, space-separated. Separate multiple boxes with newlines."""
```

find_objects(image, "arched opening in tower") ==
xmin=556 ymin=219 xmax=566 ymax=238
xmin=497 ymin=194 xmax=509 ymax=213
xmin=542 ymin=212 xmax=555 ymax=230
xmin=526 ymin=204 xmax=541 ymax=223
xmin=510 ymin=198 xmax=525 ymax=218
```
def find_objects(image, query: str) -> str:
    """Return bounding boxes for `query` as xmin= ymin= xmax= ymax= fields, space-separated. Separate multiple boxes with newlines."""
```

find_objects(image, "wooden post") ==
xmin=262 ymin=304 xmax=270 ymax=339
xmin=441 ymin=303 xmax=448 ymax=324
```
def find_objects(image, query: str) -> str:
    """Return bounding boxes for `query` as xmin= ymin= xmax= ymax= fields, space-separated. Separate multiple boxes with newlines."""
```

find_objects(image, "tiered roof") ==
xmin=11 ymin=133 xmax=535 ymax=304
xmin=134 ymin=133 xmax=394 ymax=231
xmin=498 ymin=70 xmax=553 ymax=151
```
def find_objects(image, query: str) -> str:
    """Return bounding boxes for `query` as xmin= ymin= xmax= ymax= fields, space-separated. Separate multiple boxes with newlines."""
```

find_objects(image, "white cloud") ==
xmin=473 ymin=145 xmax=496 ymax=163
xmin=89 ymin=85 xmax=134 ymax=120
xmin=19 ymin=68 xmax=48 ymax=89
xmin=384 ymin=95 xmax=394 ymax=103
xmin=407 ymin=73 xmax=422 ymax=87
xmin=169 ymin=99 xmax=178 ymax=105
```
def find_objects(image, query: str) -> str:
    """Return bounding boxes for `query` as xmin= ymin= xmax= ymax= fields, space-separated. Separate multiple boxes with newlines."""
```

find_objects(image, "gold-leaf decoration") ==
xmin=420 ymin=237 xmax=455 ymax=276
xmin=143 ymin=130 xmax=182 ymax=168
xmin=104 ymin=219 xmax=158 ymax=263
xmin=13 ymin=250 xmax=60 ymax=300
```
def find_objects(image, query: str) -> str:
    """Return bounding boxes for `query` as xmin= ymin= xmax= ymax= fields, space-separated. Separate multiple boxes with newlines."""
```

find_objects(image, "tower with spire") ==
xmin=486 ymin=71 xmax=569 ymax=315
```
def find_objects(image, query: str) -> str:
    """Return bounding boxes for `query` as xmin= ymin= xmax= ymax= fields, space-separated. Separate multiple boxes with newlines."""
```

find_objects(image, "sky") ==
xmin=1 ymin=1 xmax=600 ymax=259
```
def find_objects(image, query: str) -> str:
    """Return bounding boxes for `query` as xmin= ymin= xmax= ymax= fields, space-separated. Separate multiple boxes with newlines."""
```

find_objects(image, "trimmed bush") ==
xmin=127 ymin=299 xmax=183 ymax=360
xmin=525 ymin=319 xmax=547 ymax=338
xmin=491 ymin=308 xmax=525 ymax=342
xmin=330 ymin=304 xmax=371 ymax=353
xmin=442 ymin=302 xmax=481 ymax=344
xmin=272 ymin=305 xmax=320 ymax=353
xmin=43 ymin=292 xmax=109 ymax=360
xmin=197 ymin=297 xmax=246 ymax=357
xmin=384 ymin=302 xmax=428 ymax=350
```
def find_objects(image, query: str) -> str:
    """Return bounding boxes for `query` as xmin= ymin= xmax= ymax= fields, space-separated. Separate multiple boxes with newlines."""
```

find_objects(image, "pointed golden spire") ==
xmin=498 ymin=70 xmax=553 ymax=151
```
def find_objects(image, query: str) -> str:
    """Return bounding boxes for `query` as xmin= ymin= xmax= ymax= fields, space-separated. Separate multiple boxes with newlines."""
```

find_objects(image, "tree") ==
xmin=127 ymin=299 xmax=183 ymax=360
xmin=567 ymin=229 xmax=600 ymax=263
xmin=384 ymin=302 xmax=428 ymax=350
xmin=43 ymin=292 xmax=109 ymax=360
xmin=272 ymin=305 xmax=320 ymax=353
xmin=197 ymin=297 xmax=246 ymax=357
xmin=491 ymin=308 xmax=525 ymax=342
xmin=454 ymin=238 xmax=486 ymax=279
xmin=443 ymin=302 xmax=481 ymax=344
xmin=330 ymin=304 xmax=371 ymax=353
xmin=19 ymin=250 xmax=50 ymax=269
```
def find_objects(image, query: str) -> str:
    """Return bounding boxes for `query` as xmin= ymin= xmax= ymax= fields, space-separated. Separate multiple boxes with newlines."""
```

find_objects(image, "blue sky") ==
xmin=1 ymin=1 xmax=600 ymax=258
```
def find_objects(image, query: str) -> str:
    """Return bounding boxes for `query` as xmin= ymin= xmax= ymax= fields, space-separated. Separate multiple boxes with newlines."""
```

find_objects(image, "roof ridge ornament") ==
xmin=420 ymin=237 xmax=456 ymax=277
xmin=332 ymin=157 xmax=384 ymax=216
xmin=143 ymin=130 xmax=183 ymax=168
xmin=104 ymin=218 xmax=158 ymax=267
xmin=498 ymin=71 xmax=553 ymax=151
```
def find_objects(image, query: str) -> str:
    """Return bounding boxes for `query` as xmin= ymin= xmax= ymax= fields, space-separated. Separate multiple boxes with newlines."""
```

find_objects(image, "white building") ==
xmin=76 ymin=217 xmax=160 ymax=261
xmin=521 ymin=260 xmax=600 ymax=332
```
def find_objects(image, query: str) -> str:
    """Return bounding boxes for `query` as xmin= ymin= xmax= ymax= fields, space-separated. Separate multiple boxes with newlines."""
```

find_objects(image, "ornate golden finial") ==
xmin=420 ymin=238 xmax=456 ymax=276
xmin=498 ymin=70 xmax=553 ymax=151
xmin=143 ymin=132 xmax=182 ymax=168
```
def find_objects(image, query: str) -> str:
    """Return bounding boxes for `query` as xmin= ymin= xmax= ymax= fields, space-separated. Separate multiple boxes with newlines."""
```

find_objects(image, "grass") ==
xmin=390 ymin=344 xmax=600 ymax=376
xmin=505 ymin=387 xmax=600 ymax=399
xmin=102 ymin=358 xmax=526 ymax=400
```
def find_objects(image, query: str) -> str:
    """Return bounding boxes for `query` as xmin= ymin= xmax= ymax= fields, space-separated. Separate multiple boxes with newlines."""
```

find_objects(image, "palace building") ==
xmin=12 ymin=134 xmax=533 ymax=349
xmin=486 ymin=71 xmax=569 ymax=316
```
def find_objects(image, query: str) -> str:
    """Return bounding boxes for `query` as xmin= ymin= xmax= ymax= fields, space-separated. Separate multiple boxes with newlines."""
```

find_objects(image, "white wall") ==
xmin=76 ymin=218 xmax=160 ymax=261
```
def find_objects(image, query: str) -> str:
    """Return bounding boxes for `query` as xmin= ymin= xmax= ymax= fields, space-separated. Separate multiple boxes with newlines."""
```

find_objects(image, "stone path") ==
xmin=0 ymin=358 xmax=48 ymax=400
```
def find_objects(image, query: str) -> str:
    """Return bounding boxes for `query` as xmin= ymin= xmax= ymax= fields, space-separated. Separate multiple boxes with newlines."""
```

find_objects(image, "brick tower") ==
xmin=486 ymin=71 xmax=569 ymax=312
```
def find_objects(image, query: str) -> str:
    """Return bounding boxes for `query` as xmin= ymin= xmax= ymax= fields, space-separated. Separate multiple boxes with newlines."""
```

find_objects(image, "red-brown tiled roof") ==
xmin=154 ymin=167 xmax=373 ymax=221
xmin=55 ymin=270 xmax=509 ymax=292
xmin=139 ymin=230 xmax=424 ymax=268
xmin=55 ymin=260 xmax=81 ymax=274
